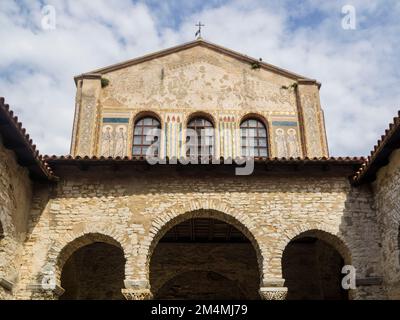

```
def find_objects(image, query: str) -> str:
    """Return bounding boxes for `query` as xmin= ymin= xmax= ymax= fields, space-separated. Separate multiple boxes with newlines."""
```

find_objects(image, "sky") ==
xmin=0 ymin=0 xmax=399 ymax=156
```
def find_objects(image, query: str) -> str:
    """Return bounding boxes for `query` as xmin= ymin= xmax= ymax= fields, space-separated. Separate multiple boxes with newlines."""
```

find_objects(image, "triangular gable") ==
xmin=74 ymin=39 xmax=319 ymax=86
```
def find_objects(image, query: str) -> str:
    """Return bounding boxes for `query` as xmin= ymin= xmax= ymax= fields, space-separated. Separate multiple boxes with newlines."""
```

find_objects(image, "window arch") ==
xmin=186 ymin=117 xmax=215 ymax=157
xmin=240 ymin=118 xmax=268 ymax=157
xmin=132 ymin=117 xmax=161 ymax=157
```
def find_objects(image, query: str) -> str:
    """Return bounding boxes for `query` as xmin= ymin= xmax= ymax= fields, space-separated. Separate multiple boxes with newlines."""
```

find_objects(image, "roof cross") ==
xmin=195 ymin=21 xmax=205 ymax=39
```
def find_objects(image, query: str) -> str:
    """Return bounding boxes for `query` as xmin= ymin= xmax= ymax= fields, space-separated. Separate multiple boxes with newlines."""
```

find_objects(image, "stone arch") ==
xmin=133 ymin=110 xmax=163 ymax=128
xmin=46 ymin=222 xmax=131 ymax=286
xmin=186 ymin=111 xmax=216 ymax=127
xmin=141 ymin=200 xmax=265 ymax=285
xmin=278 ymin=223 xmax=352 ymax=265
xmin=281 ymin=226 xmax=351 ymax=300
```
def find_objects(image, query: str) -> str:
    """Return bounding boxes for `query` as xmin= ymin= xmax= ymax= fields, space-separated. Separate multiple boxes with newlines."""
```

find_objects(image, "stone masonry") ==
xmin=0 ymin=39 xmax=399 ymax=300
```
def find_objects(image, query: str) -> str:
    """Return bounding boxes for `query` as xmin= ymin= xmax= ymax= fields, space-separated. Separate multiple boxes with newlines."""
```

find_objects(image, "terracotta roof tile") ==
xmin=353 ymin=110 xmax=400 ymax=185
xmin=0 ymin=97 xmax=54 ymax=180
xmin=44 ymin=154 xmax=364 ymax=164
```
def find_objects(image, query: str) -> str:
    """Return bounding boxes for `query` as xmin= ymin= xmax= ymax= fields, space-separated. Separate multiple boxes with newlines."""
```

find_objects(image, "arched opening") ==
xmin=240 ymin=117 xmax=269 ymax=157
xmin=59 ymin=241 xmax=125 ymax=300
xmin=150 ymin=217 xmax=260 ymax=300
xmin=282 ymin=231 xmax=349 ymax=300
xmin=132 ymin=116 xmax=161 ymax=157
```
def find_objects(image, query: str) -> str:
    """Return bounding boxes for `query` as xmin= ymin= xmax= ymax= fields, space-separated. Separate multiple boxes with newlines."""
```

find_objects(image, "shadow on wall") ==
xmin=282 ymin=232 xmax=348 ymax=300
xmin=149 ymin=217 xmax=261 ymax=300
xmin=59 ymin=242 xmax=125 ymax=300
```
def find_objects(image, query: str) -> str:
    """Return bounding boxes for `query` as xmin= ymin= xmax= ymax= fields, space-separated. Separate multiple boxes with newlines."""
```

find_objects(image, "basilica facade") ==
xmin=0 ymin=39 xmax=399 ymax=300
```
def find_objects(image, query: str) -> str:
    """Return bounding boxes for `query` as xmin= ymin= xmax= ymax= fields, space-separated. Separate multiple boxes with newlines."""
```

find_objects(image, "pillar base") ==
xmin=259 ymin=287 xmax=288 ymax=300
xmin=122 ymin=288 xmax=153 ymax=300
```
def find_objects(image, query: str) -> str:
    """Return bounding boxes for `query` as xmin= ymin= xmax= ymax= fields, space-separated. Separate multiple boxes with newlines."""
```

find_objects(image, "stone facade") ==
xmin=5 ymin=164 xmax=385 ymax=300
xmin=0 ymin=135 xmax=32 ymax=299
xmin=374 ymin=149 xmax=400 ymax=299
xmin=71 ymin=40 xmax=328 ymax=159
xmin=0 ymin=40 xmax=399 ymax=300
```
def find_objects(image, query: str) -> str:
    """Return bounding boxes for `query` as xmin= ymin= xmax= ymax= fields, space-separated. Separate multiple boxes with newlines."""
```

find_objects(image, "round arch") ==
xmin=239 ymin=113 xmax=269 ymax=128
xmin=186 ymin=111 xmax=217 ymax=127
xmin=143 ymin=205 xmax=265 ymax=286
xmin=45 ymin=222 xmax=131 ymax=287
xmin=281 ymin=227 xmax=351 ymax=300
xmin=56 ymin=233 xmax=126 ymax=300
xmin=278 ymin=224 xmax=352 ymax=265
xmin=133 ymin=110 xmax=163 ymax=128
xmin=56 ymin=233 xmax=125 ymax=277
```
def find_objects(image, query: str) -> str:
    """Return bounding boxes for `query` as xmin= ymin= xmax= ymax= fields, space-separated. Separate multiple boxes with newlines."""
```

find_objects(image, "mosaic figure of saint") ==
xmin=275 ymin=128 xmax=288 ymax=158
xmin=287 ymin=128 xmax=300 ymax=158
xmin=101 ymin=126 xmax=114 ymax=157
xmin=114 ymin=126 xmax=127 ymax=157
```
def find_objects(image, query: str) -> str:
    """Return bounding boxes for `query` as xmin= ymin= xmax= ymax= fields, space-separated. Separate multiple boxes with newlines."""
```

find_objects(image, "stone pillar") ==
xmin=295 ymin=80 xmax=329 ymax=158
xmin=259 ymin=278 xmax=288 ymax=300
xmin=71 ymin=74 xmax=102 ymax=157
xmin=122 ymin=279 xmax=153 ymax=300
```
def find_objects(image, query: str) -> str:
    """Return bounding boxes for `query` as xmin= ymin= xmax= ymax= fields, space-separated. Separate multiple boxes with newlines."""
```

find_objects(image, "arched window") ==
xmin=186 ymin=118 xmax=214 ymax=157
xmin=240 ymin=118 xmax=268 ymax=157
xmin=132 ymin=117 xmax=161 ymax=157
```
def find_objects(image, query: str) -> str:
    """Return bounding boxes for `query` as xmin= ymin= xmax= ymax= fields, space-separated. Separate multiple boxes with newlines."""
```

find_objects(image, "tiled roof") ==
xmin=44 ymin=155 xmax=364 ymax=164
xmin=44 ymin=155 xmax=364 ymax=178
xmin=0 ymin=97 xmax=54 ymax=180
xmin=353 ymin=110 xmax=400 ymax=185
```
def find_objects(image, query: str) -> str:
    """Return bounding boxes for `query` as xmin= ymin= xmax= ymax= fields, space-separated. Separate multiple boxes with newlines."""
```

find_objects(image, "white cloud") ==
xmin=0 ymin=0 xmax=399 ymax=156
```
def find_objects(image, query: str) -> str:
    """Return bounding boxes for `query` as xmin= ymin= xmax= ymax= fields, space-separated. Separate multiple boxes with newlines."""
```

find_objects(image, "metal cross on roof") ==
xmin=195 ymin=21 xmax=205 ymax=39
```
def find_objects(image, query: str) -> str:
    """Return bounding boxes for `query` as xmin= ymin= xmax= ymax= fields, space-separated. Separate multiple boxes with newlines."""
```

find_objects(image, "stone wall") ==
xmin=150 ymin=243 xmax=259 ymax=300
xmin=13 ymin=164 xmax=385 ymax=299
xmin=0 ymin=134 xmax=33 ymax=299
xmin=374 ymin=149 xmax=400 ymax=299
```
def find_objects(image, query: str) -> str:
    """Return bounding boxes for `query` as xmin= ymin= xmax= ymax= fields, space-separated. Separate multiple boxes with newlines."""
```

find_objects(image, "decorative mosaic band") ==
xmin=272 ymin=121 xmax=298 ymax=127
xmin=103 ymin=118 xmax=130 ymax=124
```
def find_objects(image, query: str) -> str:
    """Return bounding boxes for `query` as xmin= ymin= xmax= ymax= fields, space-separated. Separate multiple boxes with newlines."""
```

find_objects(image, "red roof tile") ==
xmin=353 ymin=110 xmax=400 ymax=185
xmin=0 ymin=97 xmax=54 ymax=180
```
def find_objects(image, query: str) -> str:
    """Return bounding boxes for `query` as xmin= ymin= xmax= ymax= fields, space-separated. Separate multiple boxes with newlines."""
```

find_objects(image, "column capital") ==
xmin=259 ymin=287 xmax=288 ymax=300
xmin=122 ymin=288 xmax=153 ymax=300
